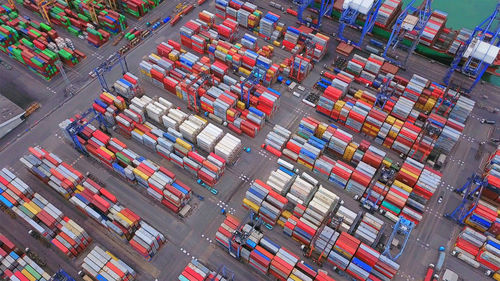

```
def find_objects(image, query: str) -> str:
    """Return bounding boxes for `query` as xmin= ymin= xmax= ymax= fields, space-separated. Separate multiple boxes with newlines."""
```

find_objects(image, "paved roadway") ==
xmin=0 ymin=0 xmax=499 ymax=280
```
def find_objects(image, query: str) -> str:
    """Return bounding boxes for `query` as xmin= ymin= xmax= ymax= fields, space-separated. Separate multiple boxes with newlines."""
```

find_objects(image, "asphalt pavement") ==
xmin=0 ymin=1 xmax=499 ymax=281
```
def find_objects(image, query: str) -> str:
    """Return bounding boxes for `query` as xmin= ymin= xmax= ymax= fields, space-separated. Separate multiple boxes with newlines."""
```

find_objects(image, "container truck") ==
xmin=435 ymin=246 xmax=446 ymax=272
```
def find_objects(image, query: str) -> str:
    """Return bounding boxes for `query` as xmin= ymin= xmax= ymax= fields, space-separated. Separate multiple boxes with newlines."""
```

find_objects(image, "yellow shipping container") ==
xmin=382 ymin=159 xmax=392 ymax=168
xmin=140 ymin=69 xmax=151 ymax=77
xmin=133 ymin=168 xmax=149 ymax=181
xmin=289 ymin=274 xmax=301 ymax=281
xmin=354 ymin=90 xmax=363 ymax=99
xmin=277 ymin=220 xmax=285 ymax=227
xmin=132 ymin=128 xmax=145 ymax=136
xmin=21 ymin=269 xmax=36 ymax=281
xmin=75 ymin=184 xmax=84 ymax=192
xmin=176 ymin=138 xmax=192 ymax=150
xmin=423 ymin=98 xmax=436 ymax=112
xmin=281 ymin=210 xmax=292 ymax=219
xmin=23 ymin=202 xmax=38 ymax=216
xmin=227 ymin=110 xmax=236 ymax=118
xmin=400 ymin=168 xmax=419 ymax=181
xmin=385 ymin=115 xmax=396 ymax=125
xmin=493 ymin=273 xmax=500 ymax=281
xmin=315 ymin=123 xmax=327 ymax=138
xmin=243 ymin=198 xmax=259 ymax=213
xmin=393 ymin=180 xmax=413 ymax=193
xmin=106 ymin=251 xmax=119 ymax=261
xmin=168 ymin=52 xmax=178 ymax=61
xmin=273 ymin=40 xmax=281 ymax=47
xmin=216 ymin=45 xmax=228 ymax=54
xmin=29 ymin=201 xmax=43 ymax=214
xmin=193 ymin=115 xmax=207 ymax=124
xmin=116 ymin=212 xmax=133 ymax=227
xmin=297 ymin=159 xmax=313 ymax=170
xmin=100 ymin=147 xmax=114 ymax=159
xmin=236 ymin=101 xmax=246 ymax=110
xmin=149 ymin=53 xmax=161 ymax=61
xmin=343 ymin=146 xmax=355 ymax=162
xmin=335 ymin=100 xmax=346 ymax=111
xmin=238 ymin=67 xmax=251 ymax=76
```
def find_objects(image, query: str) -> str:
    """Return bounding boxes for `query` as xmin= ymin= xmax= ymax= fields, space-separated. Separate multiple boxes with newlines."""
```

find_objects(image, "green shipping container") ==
xmin=116 ymin=152 xmax=132 ymax=165
xmin=24 ymin=265 xmax=42 ymax=280
xmin=382 ymin=201 xmax=401 ymax=215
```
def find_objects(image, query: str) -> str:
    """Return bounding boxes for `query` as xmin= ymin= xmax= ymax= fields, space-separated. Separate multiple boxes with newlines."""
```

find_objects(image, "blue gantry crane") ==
xmin=374 ymin=76 xmax=395 ymax=109
xmin=228 ymin=210 xmax=262 ymax=260
xmin=443 ymin=3 xmax=500 ymax=93
xmin=382 ymin=0 xmax=432 ymax=68
xmin=50 ymin=269 xmax=75 ymax=281
xmin=65 ymin=108 xmax=109 ymax=156
xmin=240 ymin=65 xmax=267 ymax=108
xmin=445 ymin=174 xmax=487 ymax=225
xmin=210 ymin=265 xmax=235 ymax=281
xmin=382 ymin=216 xmax=414 ymax=261
xmin=94 ymin=52 xmax=129 ymax=92
xmin=297 ymin=0 xmax=334 ymax=29
xmin=337 ymin=0 xmax=383 ymax=47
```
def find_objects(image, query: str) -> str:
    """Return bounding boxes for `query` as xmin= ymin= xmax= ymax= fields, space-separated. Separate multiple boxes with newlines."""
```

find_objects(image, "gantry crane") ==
xmin=445 ymin=174 xmax=487 ymax=225
xmin=94 ymin=52 xmax=129 ymax=92
xmin=65 ymin=108 xmax=109 ymax=156
xmin=382 ymin=0 xmax=432 ymax=68
xmin=240 ymin=65 xmax=266 ymax=108
xmin=209 ymin=265 xmax=235 ymax=281
xmin=297 ymin=0 xmax=334 ymax=29
xmin=337 ymin=0 xmax=383 ymax=48
xmin=374 ymin=76 xmax=395 ymax=109
xmin=382 ymin=216 xmax=414 ymax=261
xmin=186 ymin=72 xmax=213 ymax=112
xmin=228 ymin=210 xmax=262 ymax=260
xmin=36 ymin=0 xmax=56 ymax=25
xmin=6 ymin=0 xmax=15 ymax=9
xmin=443 ymin=3 xmax=500 ymax=93
xmin=51 ymin=269 xmax=76 ymax=281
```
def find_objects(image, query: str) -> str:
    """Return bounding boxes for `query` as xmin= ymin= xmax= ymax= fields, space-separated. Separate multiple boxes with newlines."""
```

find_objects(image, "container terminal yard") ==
xmin=0 ymin=0 xmax=499 ymax=280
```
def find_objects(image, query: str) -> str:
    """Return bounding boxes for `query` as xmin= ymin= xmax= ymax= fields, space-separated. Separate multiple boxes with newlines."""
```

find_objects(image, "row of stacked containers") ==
xmin=58 ymin=109 xmax=194 ymax=214
xmin=178 ymin=259 xmax=232 ymax=281
xmin=22 ymin=0 xmax=127 ymax=47
xmin=81 ymin=245 xmax=136 ymax=281
xmin=452 ymin=146 xmax=500 ymax=277
xmin=0 ymin=167 xmax=91 ymax=257
xmin=139 ymin=35 xmax=281 ymax=138
xmin=138 ymin=3 xmax=332 ymax=137
xmin=0 ymin=5 xmax=84 ymax=79
xmin=216 ymin=0 xmax=332 ymax=82
xmin=0 ymin=233 xmax=55 ymax=280
xmin=91 ymin=88 xmax=243 ymax=186
xmin=264 ymin=116 xmax=442 ymax=225
xmin=240 ymin=162 xmax=400 ymax=280
xmin=20 ymin=146 xmax=167 ymax=260
xmin=316 ymin=52 xmax=474 ymax=162
xmin=215 ymin=214 xmax=337 ymax=281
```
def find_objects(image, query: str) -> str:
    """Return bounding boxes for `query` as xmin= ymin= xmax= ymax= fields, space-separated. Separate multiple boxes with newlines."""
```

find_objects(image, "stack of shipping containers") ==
xmin=21 ymin=146 xmax=167 ymax=260
xmin=82 ymin=245 xmax=136 ymax=281
xmin=0 ymin=234 xmax=53 ymax=280
xmin=0 ymin=6 xmax=83 ymax=79
xmin=0 ymin=168 xmax=91 ymax=257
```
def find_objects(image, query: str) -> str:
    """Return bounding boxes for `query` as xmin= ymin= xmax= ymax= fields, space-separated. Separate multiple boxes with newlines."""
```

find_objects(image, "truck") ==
xmin=435 ymin=246 xmax=446 ymax=272
xmin=424 ymin=264 xmax=434 ymax=281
